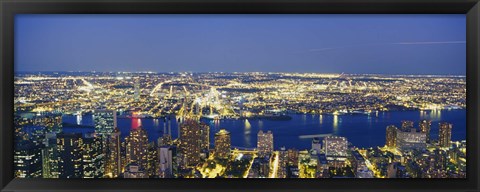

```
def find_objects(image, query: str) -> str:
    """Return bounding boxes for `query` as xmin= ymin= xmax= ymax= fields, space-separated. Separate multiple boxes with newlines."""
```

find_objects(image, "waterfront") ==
xmin=63 ymin=109 xmax=466 ymax=150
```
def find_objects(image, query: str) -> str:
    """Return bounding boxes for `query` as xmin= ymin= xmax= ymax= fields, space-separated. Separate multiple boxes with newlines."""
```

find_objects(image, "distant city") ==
xmin=14 ymin=72 xmax=466 ymax=179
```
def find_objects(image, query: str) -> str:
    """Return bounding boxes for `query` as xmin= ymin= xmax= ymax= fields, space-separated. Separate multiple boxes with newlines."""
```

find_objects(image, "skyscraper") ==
xmin=57 ymin=133 xmax=83 ymax=178
xmin=386 ymin=125 xmax=397 ymax=148
xmin=125 ymin=126 xmax=149 ymax=171
xmin=147 ymin=142 xmax=158 ymax=177
xmin=199 ymin=122 xmax=210 ymax=153
xmin=158 ymin=146 xmax=176 ymax=178
xmin=105 ymin=127 xmax=122 ymax=178
xmin=215 ymin=129 xmax=231 ymax=159
xmin=42 ymin=135 xmax=59 ymax=178
xmin=419 ymin=120 xmax=432 ymax=143
xmin=93 ymin=110 xmax=117 ymax=135
xmin=287 ymin=148 xmax=299 ymax=167
xmin=439 ymin=122 xmax=452 ymax=148
xmin=179 ymin=119 xmax=203 ymax=167
xmin=277 ymin=147 xmax=288 ymax=178
xmin=82 ymin=134 xmax=104 ymax=178
xmin=14 ymin=122 xmax=46 ymax=178
xmin=257 ymin=130 xmax=274 ymax=158
xmin=14 ymin=140 xmax=43 ymax=178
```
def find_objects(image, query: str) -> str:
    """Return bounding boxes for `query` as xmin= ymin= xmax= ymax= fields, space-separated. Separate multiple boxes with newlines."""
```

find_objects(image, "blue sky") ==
xmin=15 ymin=14 xmax=466 ymax=75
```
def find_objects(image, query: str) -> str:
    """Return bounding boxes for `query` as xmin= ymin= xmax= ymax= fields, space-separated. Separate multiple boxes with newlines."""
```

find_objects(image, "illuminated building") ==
xmin=396 ymin=128 xmax=427 ymax=152
xmin=287 ymin=148 xmax=299 ymax=166
xmin=439 ymin=122 xmax=452 ymax=148
xmin=386 ymin=125 xmax=397 ymax=148
xmin=215 ymin=129 xmax=231 ymax=159
xmin=82 ymin=134 xmax=104 ymax=178
xmin=158 ymin=146 xmax=176 ymax=178
xmin=93 ymin=110 xmax=117 ymax=135
xmin=123 ymin=163 xmax=148 ymax=178
xmin=105 ymin=127 xmax=122 ymax=178
xmin=179 ymin=119 xmax=203 ymax=167
xmin=12 ymin=72 xmax=468 ymax=179
xmin=33 ymin=113 xmax=63 ymax=133
xmin=311 ymin=137 xmax=322 ymax=154
xmin=42 ymin=135 xmax=59 ymax=178
xmin=57 ymin=133 xmax=83 ymax=178
xmin=419 ymin=120 xmax=432 ymax=143
xmin=199 ymin=122 xmax=210 ymax=154
xmin=433 ymin=149 xmax=448 ymax=170
xmin=277 ymin=147 xmax=288 ymax=178
xmin=401 ymin=120 xmax=414 ymax=132
xmin=125 ymin=126 xmax=149 ymax=171
xmin=322 ymin=136 xmax=348 ymax=158
xmin=257 ymin=130 xmax=273 ymax=158
xmin=14 ymin=140 xmax=43 ymax=178
xmin=147 ymin=142 xmax=158 ymax=177
xmin=19 ymin=124 xmax=46 ymax=147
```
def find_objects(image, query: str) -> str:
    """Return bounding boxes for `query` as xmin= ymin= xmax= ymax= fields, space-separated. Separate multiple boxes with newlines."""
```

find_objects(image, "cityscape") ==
xmin=13 ymin=14 xmax=466 ymax=179
xmin=14 ymin=72 xmax=467 ymax=179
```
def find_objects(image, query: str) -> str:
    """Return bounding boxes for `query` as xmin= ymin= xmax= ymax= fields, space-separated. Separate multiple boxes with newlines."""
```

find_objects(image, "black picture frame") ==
xmin=1 ymin=0 xmax=479 ymax=191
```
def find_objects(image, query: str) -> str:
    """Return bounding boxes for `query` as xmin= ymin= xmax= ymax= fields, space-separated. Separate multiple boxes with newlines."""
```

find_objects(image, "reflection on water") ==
xmin=214 ymin=119 xmax=220 ymax=131
xmin=244 ymin=119 xmax=251 ymax=131
xmin=63 ymin=109 xmax=466 ymax=150
xmin=76 ymin=114 xmax=82 ymax=125
xmin=244 ymin=119 xmax=251 ymax=146
xmin=333 ymin=115 xmax=338 ymax=133
xmin=420 ymin=110 xmax=442 ymax=120
xmin=132 ymin=118 xmax=141 ymax=129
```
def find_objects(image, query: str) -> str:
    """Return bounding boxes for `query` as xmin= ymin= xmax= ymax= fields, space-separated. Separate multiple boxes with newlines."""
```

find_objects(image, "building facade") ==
xmin=93 ymin=110 xmax=117 ymax=135
xmin=257 ymin=130 xmax=274 ymax=158
xmin=386 ymin=125 xmax=397 ymax=148
xmin=125 ymin=126 xmax=149 ymax=172
xmin=439 ymin=122 xmax=452 ymax=148
xmin=215 ymin=129 xmax=231 ymax=159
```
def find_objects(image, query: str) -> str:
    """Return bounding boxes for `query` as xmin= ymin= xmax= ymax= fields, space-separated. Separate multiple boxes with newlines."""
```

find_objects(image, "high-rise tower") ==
xmin=214 ymin=129 xmax=231 ymax=159
xmin=439 ymin=122 xmax=452 ymax=148
xmin=257 ymin=130 xmax=274 ymax=158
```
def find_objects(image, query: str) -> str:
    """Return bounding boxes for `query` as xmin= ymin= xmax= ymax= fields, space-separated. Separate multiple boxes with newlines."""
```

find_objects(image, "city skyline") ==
xmin=14 ymin=71 xmax=466 ymax=179
xmin=15 ymin=71 xmax=468 ymax=77
xmin=15 ymin=14 xmax=465 ymax=75
xmin=13 ymin=14 xmax=466 ymax=179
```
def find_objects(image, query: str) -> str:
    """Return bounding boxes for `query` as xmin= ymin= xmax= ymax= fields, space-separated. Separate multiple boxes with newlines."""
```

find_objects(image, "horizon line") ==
xmin=13 ymin=71 xmax=467 ymax=77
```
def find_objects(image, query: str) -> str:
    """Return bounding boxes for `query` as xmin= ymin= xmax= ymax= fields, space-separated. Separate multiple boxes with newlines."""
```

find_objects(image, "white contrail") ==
xmin=309 ymin=41 xmax=465 ymax=52
xmin=393 ymin=41 xmax=466 ymax=45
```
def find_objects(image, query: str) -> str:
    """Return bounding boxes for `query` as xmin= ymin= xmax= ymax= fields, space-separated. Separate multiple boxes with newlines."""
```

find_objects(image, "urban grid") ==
xmin=14 ymin=72 xmax=466 ymax=179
